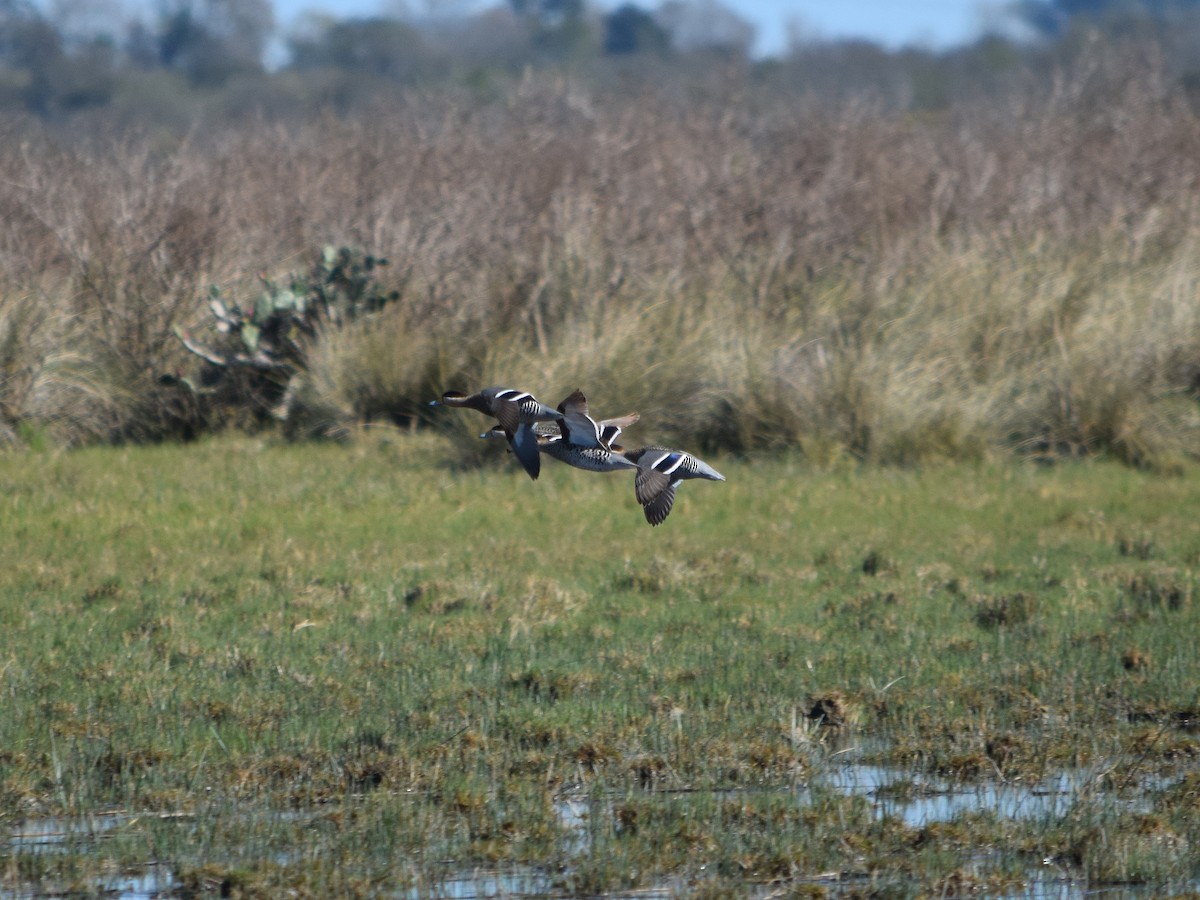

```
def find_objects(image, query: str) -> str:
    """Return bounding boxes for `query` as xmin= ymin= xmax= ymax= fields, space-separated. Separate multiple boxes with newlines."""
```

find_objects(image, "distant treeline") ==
xmin=5 ymin=0 xmax=1200 ymax=124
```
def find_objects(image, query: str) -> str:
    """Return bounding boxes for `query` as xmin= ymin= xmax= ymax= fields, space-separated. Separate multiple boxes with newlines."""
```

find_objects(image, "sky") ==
xmin=273 ymin=0 xmax=1006 ymax=58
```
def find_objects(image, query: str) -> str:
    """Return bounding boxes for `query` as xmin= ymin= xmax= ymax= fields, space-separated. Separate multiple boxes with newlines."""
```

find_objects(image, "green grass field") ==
xmin=2 ymin=433 xmax=1199 ymax=896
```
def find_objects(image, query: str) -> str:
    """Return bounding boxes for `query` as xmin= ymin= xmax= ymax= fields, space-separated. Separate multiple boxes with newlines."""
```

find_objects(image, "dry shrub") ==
xmin=975 ymin=592 xmax=1039 ymax=629
xmin=0 ymin=45 xmax=1199 ymax=459
xmin=3 ymin=130 xmax=218 ymax=444
xmin=805 ymin=691 xmax=859 ymax=728
xmin=1124 ymin=570 xmax=1193 ymax=613
xmin=0 ymin=292 xmax=48 ymax=443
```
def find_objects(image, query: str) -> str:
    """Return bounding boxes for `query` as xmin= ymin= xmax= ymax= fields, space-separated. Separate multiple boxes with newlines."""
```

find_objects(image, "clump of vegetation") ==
xmin=805 ymin=692 xmax=859 ymax=729
xmin=974 ymin=592 xmax=1039 ymax=629
xmin=172 ymin=245 xmax=402 ymax=438
xmin=1123 ymin=570 xmax=1193 ymax=614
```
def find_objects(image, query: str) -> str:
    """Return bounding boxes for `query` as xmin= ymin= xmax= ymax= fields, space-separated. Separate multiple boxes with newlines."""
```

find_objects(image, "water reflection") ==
xmin=9 ymin=812 xmax=129 ymax=851
xmin=817 ymin=763 xmax=1079 ymax=825
xmin=555 ymin=796 xmax=591 ymax=855
xmin=405 ymin=868 xmax=558 ymax=899
xmin=97 ymin=866 xmax=176 ymax=900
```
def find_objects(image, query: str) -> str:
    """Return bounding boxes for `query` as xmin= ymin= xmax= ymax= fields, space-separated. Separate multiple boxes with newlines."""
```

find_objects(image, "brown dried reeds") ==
xmin=1 ymin=41 xmax=1198 ymax=462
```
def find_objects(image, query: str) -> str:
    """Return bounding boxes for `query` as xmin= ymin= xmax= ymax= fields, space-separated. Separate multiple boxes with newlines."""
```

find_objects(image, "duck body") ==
xmin=480 ymin=403 xmax=640 ymax=474
xmin=617 ymin=446 xmax=726 ymax=526
xmin=540 ymin=434 xmax=639 ymax=472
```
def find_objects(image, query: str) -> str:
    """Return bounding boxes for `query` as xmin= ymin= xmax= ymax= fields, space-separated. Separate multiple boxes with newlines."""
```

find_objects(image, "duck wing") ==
xmin=556 ymin=389 xmax=605 ymax=449
xmin=642 ymin=483 xmax=677 ymax=526
xmin=507 ymin=421 xmax=541 ymax=481
xmin=634 ymin=461 xmax=673 ymax=507
xmin=492 ymin=397 xmax=522 ymax=435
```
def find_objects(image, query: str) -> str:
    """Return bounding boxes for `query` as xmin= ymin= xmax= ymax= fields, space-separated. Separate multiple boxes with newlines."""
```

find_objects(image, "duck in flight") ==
xmin=438 ymin=385 xmax=726 ymax=524
xmin=615 ymin=446 xmax=725 ymax=526
xmin=430 ymin=387 xmax=560 ymax=481
xmin=480 ymin=389 xmax=640 ymax=474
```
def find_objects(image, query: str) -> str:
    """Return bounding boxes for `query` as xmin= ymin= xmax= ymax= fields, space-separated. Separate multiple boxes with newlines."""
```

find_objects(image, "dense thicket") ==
xmin=1 ymin=27 xmax=1198 ymax=466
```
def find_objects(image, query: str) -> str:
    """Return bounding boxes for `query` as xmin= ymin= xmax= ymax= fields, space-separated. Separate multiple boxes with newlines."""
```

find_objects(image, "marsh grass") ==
xmin=2 ymin=435 xmax=1199 ymax=894
xmin=2 ymin=51 xmax=1200 ymax=465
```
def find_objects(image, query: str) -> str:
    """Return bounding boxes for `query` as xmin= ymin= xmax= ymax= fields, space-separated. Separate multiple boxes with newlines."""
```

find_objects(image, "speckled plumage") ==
xmin=480 ymin=404 xmax=640 ymax=474
xmin=538 ymin=435 xmax=639 ymax=472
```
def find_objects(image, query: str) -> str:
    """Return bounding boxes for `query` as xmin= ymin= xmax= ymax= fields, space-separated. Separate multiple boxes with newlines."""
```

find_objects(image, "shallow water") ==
xmin=404 ymin=868 xmax=560 ymax=899
xmin=8 ymin=811 xmax=130 ymax=852
xmin=4 ymin=766 xmax=1192 ymax=899
xmin=816 ymin=763 xmax=1081 ymax=825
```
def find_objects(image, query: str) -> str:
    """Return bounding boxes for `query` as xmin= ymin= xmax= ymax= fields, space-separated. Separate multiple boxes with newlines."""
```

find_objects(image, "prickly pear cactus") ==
xmin=172 ymin=245 xmax=400 ymax=429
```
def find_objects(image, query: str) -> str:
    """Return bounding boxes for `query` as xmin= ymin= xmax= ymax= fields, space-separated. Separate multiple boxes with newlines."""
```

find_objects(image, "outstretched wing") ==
xmin=634 ymin=462 xmax=673 ymax=507
xmin=507 ymin=422 xmax=541 ymax=481
xmin=556 ymin=389 xmax=604 ymax=448
xmin=492 ymin=398 xmax=522 ymax=435
xmin=641 ymin=484 xmax=677 ymax=526
xmin=598 ymin=412 xmax=638 ymax=449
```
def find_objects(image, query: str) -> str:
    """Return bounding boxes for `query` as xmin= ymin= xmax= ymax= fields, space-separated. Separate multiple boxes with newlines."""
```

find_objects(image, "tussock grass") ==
xmin=1 ymin=48 xmax=1199 ymax=464
xmin=2 ymin=437 xmax=1199 ymax=894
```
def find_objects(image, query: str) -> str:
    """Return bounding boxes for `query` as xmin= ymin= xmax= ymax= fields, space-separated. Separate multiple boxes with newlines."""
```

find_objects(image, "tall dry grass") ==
xmin=1 ymin=41 xmax=1198 ymax=464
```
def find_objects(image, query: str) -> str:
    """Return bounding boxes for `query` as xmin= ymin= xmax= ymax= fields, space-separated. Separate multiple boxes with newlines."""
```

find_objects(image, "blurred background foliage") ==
xmin=7 ymin=0 xmax=1200 ymax=123
xmin=1 ymin=0 xmax=1199 ymax=466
